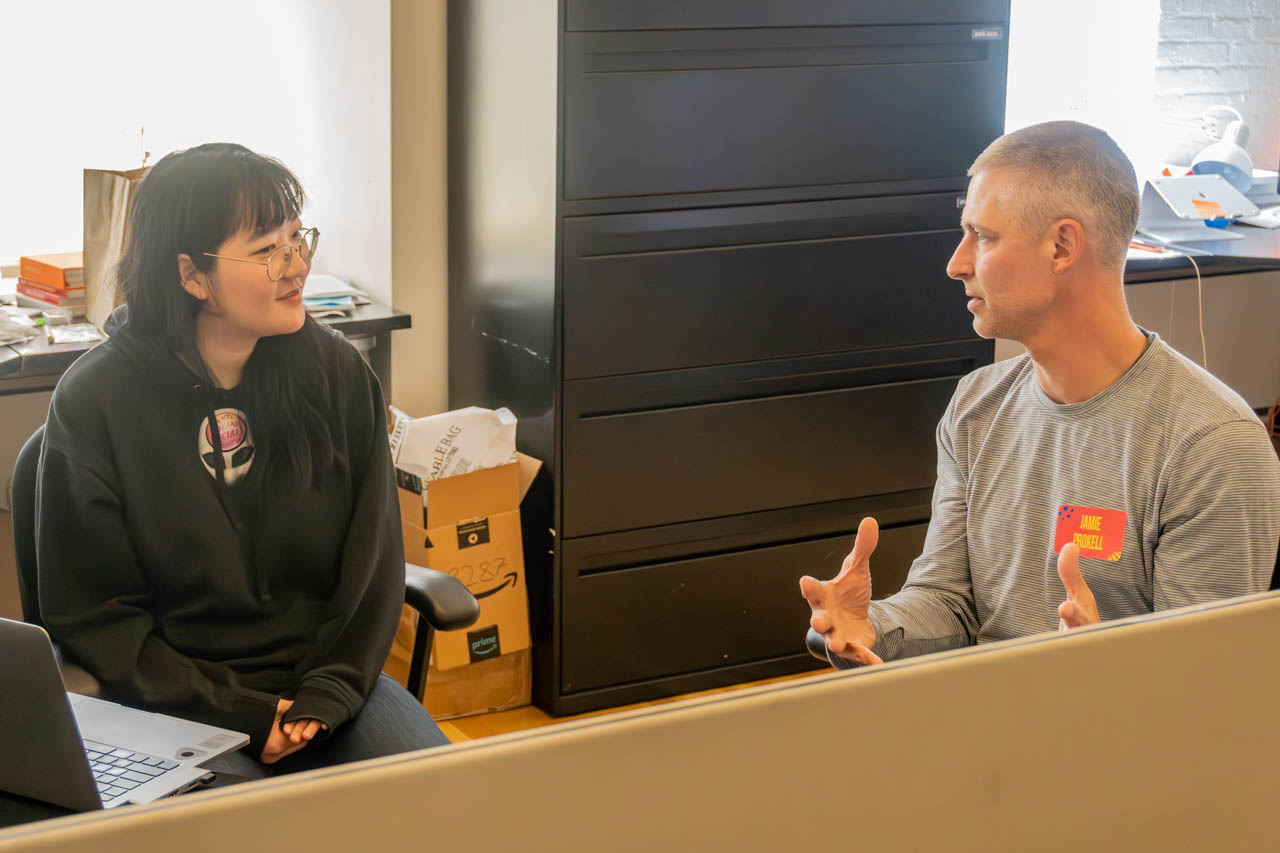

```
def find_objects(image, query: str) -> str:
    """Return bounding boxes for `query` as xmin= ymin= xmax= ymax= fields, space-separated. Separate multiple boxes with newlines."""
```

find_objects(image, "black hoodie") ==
xmin=36 ymin=308 xmax=404 ymax=754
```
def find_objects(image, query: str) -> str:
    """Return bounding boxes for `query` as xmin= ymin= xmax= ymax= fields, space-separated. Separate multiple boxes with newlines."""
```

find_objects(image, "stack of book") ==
xmin=302 ymin=274 xmax=370 ymax=318
xmin=17 ymin=251 xmax=85 ymax=315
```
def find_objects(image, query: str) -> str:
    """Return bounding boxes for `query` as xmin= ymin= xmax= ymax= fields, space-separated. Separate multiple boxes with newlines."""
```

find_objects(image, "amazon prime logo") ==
xmin=467 ymin=625 xmax=501 ymax=663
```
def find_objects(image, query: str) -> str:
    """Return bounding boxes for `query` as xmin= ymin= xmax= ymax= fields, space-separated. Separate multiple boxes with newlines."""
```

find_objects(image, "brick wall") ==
xmin=1156 ymin=0 xmax=1280 ymax=170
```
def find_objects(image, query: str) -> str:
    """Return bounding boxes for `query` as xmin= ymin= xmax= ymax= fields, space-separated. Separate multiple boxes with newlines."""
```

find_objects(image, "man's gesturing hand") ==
xmin=1056 ymin=542 xmax=1100 ymax=630
xmin=799 ymin=516 xmax=884 ymax=666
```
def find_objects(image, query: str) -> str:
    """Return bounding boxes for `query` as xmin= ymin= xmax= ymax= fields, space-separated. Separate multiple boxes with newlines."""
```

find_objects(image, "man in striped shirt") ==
xmin=802 ymin=120 xmax=1280 ymax=668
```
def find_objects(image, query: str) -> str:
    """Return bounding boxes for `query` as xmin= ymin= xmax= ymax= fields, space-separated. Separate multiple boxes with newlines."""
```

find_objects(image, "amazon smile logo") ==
xmin=474 ymin=572 xmax=518 ymax=600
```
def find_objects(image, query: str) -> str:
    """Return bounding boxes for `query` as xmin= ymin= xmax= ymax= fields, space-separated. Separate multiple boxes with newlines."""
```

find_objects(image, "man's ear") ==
xmin=177 ymin=254 xmax=209 ymax=302
xmin=1049 ymin=218 xmax=1086 ymax=275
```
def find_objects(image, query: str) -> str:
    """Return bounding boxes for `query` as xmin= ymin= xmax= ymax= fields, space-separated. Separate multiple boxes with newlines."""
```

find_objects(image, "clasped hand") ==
xmin=260 ymin=698 xmax=329 ymax=764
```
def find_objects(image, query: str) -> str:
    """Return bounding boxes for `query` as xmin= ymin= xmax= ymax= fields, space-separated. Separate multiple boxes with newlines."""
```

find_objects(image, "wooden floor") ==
xmin=436 ymin=668 xmax=831 ymax=743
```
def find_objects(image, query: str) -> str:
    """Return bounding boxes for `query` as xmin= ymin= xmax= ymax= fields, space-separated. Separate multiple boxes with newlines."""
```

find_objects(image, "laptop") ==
xmin=0 ymin=617 xmax=249 ymax=811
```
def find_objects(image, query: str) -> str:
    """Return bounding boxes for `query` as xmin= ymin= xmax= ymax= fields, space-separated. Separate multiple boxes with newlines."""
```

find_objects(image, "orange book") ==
xmin=19 ymin=251 xmax=84 ymax=291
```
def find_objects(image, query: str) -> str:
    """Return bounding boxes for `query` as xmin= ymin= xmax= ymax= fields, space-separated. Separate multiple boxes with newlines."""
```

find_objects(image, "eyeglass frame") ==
xmin=202 ymin=227 xmax=320 ymax=282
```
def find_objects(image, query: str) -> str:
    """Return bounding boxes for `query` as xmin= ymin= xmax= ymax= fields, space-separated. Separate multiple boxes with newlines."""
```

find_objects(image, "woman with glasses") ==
xmin=35 ymin=143 xmax=449 ymax=779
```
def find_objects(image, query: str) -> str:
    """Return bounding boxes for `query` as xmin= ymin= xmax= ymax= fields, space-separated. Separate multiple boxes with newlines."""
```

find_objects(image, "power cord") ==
xmin=1189 ymin=254 xmax=1206 ymax=371
xmin=1166 ymin=252 xmax=1207 ymax=370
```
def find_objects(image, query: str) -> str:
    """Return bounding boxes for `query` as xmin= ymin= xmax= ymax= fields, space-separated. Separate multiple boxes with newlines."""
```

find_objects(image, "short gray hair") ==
xmin=969 ymin=121 xmax=1139 ymax=271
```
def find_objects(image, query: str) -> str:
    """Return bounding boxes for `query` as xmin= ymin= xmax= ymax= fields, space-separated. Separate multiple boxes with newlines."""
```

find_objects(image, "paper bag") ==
xmin=83 ymin=167 xmax=149 ymax=330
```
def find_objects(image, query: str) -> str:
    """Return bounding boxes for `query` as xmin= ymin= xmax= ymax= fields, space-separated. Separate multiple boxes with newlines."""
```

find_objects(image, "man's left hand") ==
xmin=1056 ymin=542 xmax=1099 ymax=630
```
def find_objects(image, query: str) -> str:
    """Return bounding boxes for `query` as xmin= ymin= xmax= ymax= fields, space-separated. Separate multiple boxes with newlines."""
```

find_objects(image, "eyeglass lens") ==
xmin=266 ymin=230 xmax=318 ymax=281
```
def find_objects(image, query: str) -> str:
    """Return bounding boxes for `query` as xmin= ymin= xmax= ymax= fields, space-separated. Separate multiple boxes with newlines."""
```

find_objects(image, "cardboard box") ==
xmin=383 ymin=453 xmax=541 ymax=719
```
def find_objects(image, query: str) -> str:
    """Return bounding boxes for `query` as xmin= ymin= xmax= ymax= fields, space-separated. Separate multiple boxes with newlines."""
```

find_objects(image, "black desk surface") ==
xmin=0 ymin=301 xmax=411 ymax=384
xmin=1125 ymin=222 xmax=1280 ymax=283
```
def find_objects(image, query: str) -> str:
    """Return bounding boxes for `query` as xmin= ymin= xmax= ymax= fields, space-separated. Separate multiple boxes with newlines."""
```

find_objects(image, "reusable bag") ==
xmin=83 ymin=166 xmax=149 ymax=329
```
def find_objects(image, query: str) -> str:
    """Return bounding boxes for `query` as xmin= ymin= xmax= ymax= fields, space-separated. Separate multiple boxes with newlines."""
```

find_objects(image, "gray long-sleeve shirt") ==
xmin=834 ymin=331 xmax=1280 ymax=668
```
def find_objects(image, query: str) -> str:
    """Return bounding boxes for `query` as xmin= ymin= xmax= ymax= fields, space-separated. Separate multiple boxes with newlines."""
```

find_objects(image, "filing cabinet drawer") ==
xmin=560 ymin=520 xmax=930 ymax=693
xmin=563 ymin=194 xmax=974 ymax=380
xmin=560 ymin=349 xmax=975 ymax=538
xmin=563 ymin=24 xmax=1006 ymax=200
xmin=566 ymin=0 xmax=1009 ymax=31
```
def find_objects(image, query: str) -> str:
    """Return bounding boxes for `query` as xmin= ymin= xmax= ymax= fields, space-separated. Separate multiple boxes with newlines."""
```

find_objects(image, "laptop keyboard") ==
xmin=83 ymin=739 xmax=180 ymax=805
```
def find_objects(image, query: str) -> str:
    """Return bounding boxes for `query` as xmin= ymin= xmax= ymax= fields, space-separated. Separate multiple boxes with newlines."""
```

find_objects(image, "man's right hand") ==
xmin=799 ymin=516 xmax=884 ymax=666
xmin=260 ymin=698 xmax=309 ymax=765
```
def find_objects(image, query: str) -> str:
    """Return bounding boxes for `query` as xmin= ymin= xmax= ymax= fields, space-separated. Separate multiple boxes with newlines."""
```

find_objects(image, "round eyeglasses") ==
xmin=203 ymin=227 xmax=320 ymax=282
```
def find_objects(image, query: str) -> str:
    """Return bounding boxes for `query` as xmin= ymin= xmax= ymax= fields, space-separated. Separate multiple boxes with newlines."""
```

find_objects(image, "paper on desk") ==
xmin=1126 ymin=245 xmax=1188 ymax=261
xmin=0 ymin=314 xmax=38 ymax=344
xmin=303 ymin=274 xmax=365 ymax=299
xmin=48 ymin=323 xmax=104 ymax=345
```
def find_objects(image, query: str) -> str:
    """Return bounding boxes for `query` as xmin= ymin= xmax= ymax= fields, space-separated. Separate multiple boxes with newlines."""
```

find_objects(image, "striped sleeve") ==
xmin=827 ymin=398 xmax=980 ymax=670
xmin=1153 ymin=420 xmax=1280 ymax=609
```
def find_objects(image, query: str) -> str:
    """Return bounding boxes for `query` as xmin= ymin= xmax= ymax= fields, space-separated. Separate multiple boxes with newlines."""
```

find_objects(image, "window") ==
xmin=1007 ymin=1 xmax=1279 ymax=179
xmin=1006 ymin=0 xmax=1162 ymax=176
xmin=0 ymin=0 xmax=392 ymax=304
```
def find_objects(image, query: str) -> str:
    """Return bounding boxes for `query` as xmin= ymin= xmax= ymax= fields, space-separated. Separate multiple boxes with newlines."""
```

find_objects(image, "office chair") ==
xmin=11 ymin=425 xmax=479 ymax=702
xmin=805 ymin=547 xmax=1280 ymax=663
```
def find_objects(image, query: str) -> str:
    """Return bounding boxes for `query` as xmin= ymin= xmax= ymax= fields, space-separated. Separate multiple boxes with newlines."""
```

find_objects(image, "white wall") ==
xmin=1006 ymin=0 xmax=1280 ymax=176
xmin=1006 ymin=0 xmax=1162 ymax=174
xmin=389 ymin=0 xmax=449 ymax=418
xmin=0 ymin=0 xmax=393 ymax=305
xmin=1153 ymin=0 xmax=1280 ymax=170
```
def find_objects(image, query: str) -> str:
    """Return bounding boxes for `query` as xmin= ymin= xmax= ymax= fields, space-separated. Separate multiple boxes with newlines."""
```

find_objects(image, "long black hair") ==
xmin=118 ymin=142 xmax=341 ymax=488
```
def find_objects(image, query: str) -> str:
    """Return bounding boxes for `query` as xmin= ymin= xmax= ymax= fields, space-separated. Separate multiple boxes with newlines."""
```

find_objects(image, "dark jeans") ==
xmin=203 ymin=675 xmax=451 ymax=781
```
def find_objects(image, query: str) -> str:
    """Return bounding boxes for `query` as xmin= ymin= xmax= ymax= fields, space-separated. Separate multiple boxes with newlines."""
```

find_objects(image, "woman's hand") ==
xmin=260 ymin=698 xmax=311 ymax=764
xmin=281 ymin=717 xmax=328 ymax=744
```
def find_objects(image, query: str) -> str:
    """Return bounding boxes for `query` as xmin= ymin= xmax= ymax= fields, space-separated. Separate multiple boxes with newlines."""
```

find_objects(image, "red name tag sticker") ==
xmin=1054 ymin=504 xmax=1126 ymax=562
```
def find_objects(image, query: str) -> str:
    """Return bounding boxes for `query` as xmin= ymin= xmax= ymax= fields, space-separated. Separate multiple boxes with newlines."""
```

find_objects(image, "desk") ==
xmin=990 ymin=224 xmax=1280 ymax=405
xmin=1115 ymin=224 xmax=1280 ymax=408
xmin=0 ymin=301 xmax=411 ymax=396
xmin=5 ymin=592 xmax=1280 ymax=847
xmin=1125 ymin=222 xmax=1280 ymax=283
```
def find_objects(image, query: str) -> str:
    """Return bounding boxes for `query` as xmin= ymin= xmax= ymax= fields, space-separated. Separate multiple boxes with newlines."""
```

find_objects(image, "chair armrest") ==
xmin=805 ymin=627 xmax=830 ymax=663
xmin=404 ymin=563 xmax=480 ymax=632
xmin=53 ymin=646 xmax=101 ymax=696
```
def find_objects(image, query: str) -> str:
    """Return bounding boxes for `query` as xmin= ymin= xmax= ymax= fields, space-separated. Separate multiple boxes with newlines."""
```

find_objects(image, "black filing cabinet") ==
xmin=447 ymin=0 xmax=1009 ymax=714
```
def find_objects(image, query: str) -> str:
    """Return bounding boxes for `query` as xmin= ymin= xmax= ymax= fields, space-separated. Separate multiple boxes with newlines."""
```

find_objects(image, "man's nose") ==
xmin=946 ymin=238 xmax=973 ymax=281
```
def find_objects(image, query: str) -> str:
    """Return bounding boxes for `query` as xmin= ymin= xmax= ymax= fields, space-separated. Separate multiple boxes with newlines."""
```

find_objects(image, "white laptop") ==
xmin=0 ymin=617 xmax=249 ymax=811
xmin=1137 ymin=173 xmax=1259 ymax=243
